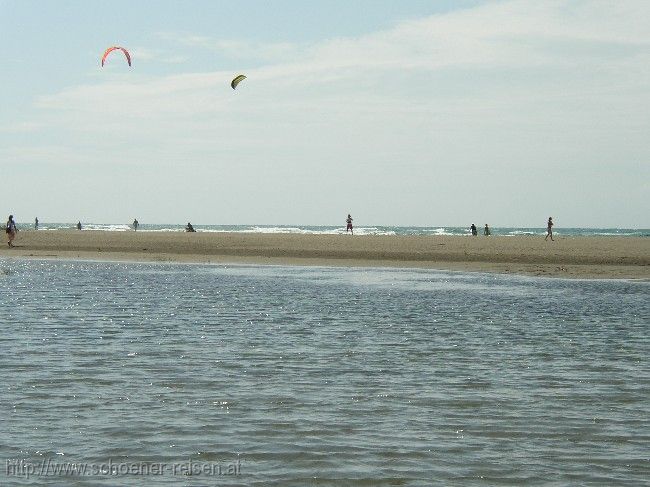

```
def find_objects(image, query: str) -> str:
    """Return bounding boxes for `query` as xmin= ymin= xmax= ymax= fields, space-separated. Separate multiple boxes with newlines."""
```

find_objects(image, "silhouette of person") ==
xmin=346 ymin=214 xmax=353 ymax=235
xmin=77 ymin=221 xmax=82 ymax=230
xmin=133 ymin=219 xmax=139 ymax=231
xmin=470 ymin=223 xmax=477 ymax=236
xmin=484 ymin=224 xmax=491 ymax=236
xmin=35 ymin=217 xmax=39 ymax=230
xmin=185 ymin=222 xmax=195 ymax=232
xmin=6 ymin=215 xmax=17 ymax=247
xmin=545 ymin=217 xmax=554 ymax=241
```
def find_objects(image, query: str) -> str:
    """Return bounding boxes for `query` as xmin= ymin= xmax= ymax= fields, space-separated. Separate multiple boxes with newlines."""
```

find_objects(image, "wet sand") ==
xmin=1 ymin=230 xmax=648 ymax=279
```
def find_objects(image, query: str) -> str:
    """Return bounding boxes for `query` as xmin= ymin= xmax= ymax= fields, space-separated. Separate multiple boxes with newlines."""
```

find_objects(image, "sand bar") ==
xmin=1 ymin=230 xmax=648 ymax=279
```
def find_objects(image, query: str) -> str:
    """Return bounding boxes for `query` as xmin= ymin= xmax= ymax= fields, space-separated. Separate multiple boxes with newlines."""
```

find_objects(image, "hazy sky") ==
xmin=1 ymin=0 xmax=648 ymax=227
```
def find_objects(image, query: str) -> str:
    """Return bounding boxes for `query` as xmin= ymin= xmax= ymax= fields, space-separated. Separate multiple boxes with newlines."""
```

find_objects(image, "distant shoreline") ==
xmin=1 ymin=231 xmax=648 ymax=280
xmin=11 ymin=223 xmax=650 ymax=237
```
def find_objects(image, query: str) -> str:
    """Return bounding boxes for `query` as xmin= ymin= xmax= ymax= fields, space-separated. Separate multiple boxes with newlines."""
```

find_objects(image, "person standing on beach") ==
xmin=133 ymin=219 xmax=139 ymax=231
xmin=545 ymin=217 xmax=554 ymax=241
xmin=484 ymin=224 xmax=491 ymax=236
xmin=470 ymin=223 xmax=477 ymax=236
xmin=6 ymin=215 xmax=17 ymax=247
xmin=346 ymin=214 xmax=353 ymax=235
xmin=77 ymin=221 xmax=82 ymax=231
xmin=35 ymin=217 xmax=39 ymax=230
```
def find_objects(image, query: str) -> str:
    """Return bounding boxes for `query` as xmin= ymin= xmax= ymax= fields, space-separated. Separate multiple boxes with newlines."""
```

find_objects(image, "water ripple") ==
xmin=0 ymin=259 xmax=648 ymax=485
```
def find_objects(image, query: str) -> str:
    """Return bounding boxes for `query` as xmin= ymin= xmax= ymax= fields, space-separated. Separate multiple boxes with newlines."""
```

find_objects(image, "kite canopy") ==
xmin=101 ymin=46 xmax=132 ymax=67
xmin=231 ymin=74 xmax=246 ymax=90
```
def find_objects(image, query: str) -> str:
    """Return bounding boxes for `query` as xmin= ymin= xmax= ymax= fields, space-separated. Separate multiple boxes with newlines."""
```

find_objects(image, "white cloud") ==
xmin=0 ymin=122 xmax=42 ymax=133
xmin=159 ymin=32 xmax=303 ymax=62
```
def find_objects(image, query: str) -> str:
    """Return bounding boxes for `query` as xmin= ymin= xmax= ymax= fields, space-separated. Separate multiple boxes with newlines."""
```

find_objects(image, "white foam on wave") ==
xmin=249 ymin=226 xmax=338 ymax=235
xmin=350 ymin=227 xmax=396 ymax=236
xmin=426 ymin=227 xmax=456 ymax=236
xmin=79 ymin=223 xmax=132 ymax=231
xmin=147 ymin=226 xmax=399 ymax=236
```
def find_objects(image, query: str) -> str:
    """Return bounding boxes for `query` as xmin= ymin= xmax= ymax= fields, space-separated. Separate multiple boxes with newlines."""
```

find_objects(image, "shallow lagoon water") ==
xmin=1 ymin=259 xmax=648 ymax=486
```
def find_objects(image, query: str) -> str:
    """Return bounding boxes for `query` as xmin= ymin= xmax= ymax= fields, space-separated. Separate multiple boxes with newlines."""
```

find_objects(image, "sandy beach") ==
xmin=1 ymin=230 xmax=647 ymax=279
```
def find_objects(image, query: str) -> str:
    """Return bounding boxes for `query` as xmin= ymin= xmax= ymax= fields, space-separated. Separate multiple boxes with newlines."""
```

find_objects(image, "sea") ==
xmin=18 ymin=222 xmax=650 ymax=237
xmin=0 ymin=259 xmax=648 ymax=486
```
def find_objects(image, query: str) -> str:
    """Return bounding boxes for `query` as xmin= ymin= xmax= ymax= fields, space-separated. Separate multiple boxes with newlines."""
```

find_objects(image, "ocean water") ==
xmin=18 ymin=222 xmax=650 ymax=237
xmin=0 ymin=259 xmax=648 ymax=486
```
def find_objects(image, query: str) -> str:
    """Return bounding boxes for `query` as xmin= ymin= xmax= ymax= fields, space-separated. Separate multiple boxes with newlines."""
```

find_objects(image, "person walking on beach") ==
xmin=545 ymin=217 xmax=554 ymax=241
xmin=346 ymin=214 xmax=353 ymax=235
xmin=484 ymin=224 xmax=491 ymax=236
xmin=133 ymin=219 xmax=139 ymax=231
xmin=470 ymin=223 xmax=477 ymax=236
xmin=6 ymin=215 xmax=17 ymax=247
xmin=35 ymin=217 xmax=39 ymax=230
xmin=77 ymin=221 xmax=82 ymax=231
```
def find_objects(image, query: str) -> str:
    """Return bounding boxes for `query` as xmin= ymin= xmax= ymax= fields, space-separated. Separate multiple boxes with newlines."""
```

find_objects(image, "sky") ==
xmin=1 ymin=0 xmax=648 ymax=227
